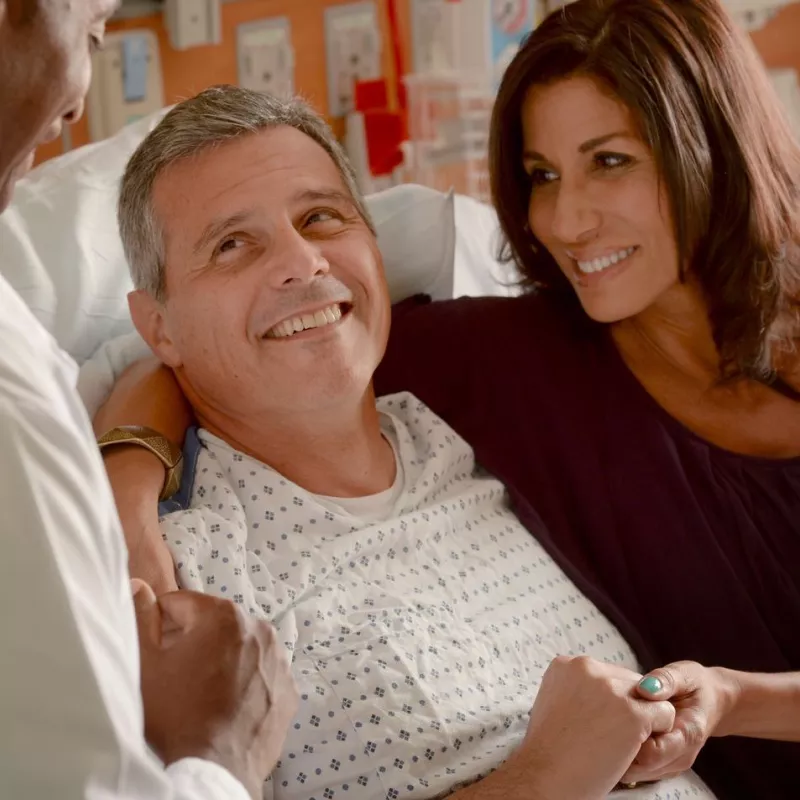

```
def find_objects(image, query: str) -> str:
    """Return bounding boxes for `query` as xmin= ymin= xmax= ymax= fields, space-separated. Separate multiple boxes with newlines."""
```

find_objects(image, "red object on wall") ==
xmin=354 ymin=77 xmax=405 ymax=178
xmin=386 ymin=0 xmax=407 ymax=114
xmin=354 ymin=78 xmax=389 ymax=112
xmin=363 ymin=110 xmax=405 ymax=175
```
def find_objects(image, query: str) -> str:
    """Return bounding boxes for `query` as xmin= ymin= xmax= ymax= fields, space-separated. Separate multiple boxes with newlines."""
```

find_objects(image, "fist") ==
xmin=133 ymin=580 xmax=298 ymax=799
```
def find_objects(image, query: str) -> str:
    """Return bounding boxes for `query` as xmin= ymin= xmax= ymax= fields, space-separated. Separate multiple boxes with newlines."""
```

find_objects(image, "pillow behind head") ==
xmin=0 ymin=110 xmax=455 ymax=364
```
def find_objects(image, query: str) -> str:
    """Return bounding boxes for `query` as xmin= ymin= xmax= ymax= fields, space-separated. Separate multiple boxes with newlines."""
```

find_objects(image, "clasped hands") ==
xmin=519 ymin=656 xmax=738 ymax=798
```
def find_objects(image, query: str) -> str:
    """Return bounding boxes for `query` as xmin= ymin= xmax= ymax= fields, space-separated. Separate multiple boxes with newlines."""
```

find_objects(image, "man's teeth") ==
xmin=576 ymin=246 xmax=636 ymax=274
xmin=265 ymin=303 xmax=343 ymax=339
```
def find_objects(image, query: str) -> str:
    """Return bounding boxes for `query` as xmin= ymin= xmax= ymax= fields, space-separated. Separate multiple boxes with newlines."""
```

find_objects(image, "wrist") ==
xmin=710 ymin=666 xmax=744 ymax=738
xmin=103 ymin=445 xmax=166 ymax=497
xmin=186 ymin=747 xmax=263 ymax=800
xmin=496 ymin=744 xmax=563 ymax=800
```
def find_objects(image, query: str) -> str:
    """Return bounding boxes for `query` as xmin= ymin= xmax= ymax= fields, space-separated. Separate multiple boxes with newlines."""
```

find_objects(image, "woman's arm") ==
xmin=625 ymin=661 xmax=800 ymax=784
xmin=714 ymin=668 xmax=800 ymax=741
xmin=94 ymin=358 xmax=193 ymax=595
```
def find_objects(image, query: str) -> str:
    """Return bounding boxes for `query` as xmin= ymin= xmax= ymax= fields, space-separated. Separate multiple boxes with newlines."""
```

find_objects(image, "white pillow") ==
xmin=0 ymin=109 xmax=455 ymax=364
xmin=452 ymin=194 xmax=520 ymax=298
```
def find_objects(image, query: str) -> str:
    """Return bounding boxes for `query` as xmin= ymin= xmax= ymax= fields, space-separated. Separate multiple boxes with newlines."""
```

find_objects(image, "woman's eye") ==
xmin=89 ymin=33 xmax=104 ymax=54
xmin=595 ymin=152 xmax=632 ymax=170
xmin=529 ymin=168 xmax=558 ymax=187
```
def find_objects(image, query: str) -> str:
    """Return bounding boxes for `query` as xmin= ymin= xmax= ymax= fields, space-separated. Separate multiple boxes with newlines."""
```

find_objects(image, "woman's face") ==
xmin=522 ymin=76 xmax=680 ymax=323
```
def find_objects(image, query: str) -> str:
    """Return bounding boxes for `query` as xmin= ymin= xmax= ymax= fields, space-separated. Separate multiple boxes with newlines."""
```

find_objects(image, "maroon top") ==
xmin=375 ymin=292 xmax=800 ymax=800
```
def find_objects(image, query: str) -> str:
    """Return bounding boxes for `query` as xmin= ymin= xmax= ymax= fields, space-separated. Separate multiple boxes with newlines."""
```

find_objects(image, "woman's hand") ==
xmin=519 ymin=655 xmax=677 ymax=800
xmin=621 ymin=660 xmax=739 ymax=784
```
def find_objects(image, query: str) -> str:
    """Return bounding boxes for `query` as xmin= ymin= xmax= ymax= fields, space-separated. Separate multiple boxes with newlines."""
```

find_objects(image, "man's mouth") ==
xmin=264 ymin=302 xmax=350 ymax=339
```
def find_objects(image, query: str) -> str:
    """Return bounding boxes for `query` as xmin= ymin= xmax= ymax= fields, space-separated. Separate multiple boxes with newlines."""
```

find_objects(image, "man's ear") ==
xmin=128 ymin=290 xmax=183 ymax=369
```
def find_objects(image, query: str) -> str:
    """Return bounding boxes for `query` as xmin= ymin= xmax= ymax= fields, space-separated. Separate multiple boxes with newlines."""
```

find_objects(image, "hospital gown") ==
xmin=162 ymin=392 xmax=715 ymax=800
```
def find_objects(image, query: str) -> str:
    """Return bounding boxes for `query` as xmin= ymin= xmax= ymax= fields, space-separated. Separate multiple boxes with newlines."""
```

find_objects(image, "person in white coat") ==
xmin=0 ymin=2 xmax=297 ymax=798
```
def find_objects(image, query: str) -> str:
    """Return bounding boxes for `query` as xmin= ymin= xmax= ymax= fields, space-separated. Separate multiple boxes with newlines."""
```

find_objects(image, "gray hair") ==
xmin=118 ymin=85 xmax=374 ymax=300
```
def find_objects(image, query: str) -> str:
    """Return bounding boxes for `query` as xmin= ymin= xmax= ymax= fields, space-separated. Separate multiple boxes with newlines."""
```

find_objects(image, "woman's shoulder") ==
xmin=376 ymin=291 xmax=599 ymax=405
xmin=388 ymin=291 xmax=594 ymax=364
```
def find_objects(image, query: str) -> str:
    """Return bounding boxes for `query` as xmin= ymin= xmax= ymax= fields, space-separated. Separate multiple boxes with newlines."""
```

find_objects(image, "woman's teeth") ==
xmin=265 ymin=303 xmax=343 ymax=339
xmin=575 ymin=246 xmax=637 ymax=274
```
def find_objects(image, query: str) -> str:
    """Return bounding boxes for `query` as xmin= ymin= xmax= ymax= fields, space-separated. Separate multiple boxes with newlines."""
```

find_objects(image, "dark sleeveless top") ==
xmin=375 ymin=292 xmax=800 ymax=800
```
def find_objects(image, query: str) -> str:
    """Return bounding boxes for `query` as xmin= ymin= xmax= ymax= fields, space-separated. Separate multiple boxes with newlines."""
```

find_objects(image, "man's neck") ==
xmin=194 ymin=388 xmax=396 ymax=498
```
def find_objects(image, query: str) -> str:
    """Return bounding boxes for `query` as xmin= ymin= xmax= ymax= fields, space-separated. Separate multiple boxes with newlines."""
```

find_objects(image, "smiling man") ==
xmin=116 ymin=86 xmax=718 ymax=800
xmin=124 ymin=92 xmax=393 ymax=501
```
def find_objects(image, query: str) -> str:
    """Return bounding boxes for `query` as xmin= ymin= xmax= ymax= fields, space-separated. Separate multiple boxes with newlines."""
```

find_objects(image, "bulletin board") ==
xmin=36 ymin=0 xmax=414 ymax=165
xmin=32 ymin=0 xmax=800 ymax=167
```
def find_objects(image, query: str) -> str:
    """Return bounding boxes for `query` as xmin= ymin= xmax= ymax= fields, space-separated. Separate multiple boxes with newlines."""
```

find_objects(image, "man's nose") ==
xmin=270 ymin=229 xmax=331 ymax=286
xmin=63 ymin=97 xmax=85 ymax=126
xmin=549 ymin=178 xmax=602 ymax=245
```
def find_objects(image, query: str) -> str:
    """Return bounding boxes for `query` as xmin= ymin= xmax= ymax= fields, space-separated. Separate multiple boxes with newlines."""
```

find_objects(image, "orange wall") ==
xmin=751 ymin=2 xmax=800 ymax=70
xmin=34 ymin=0 xmax=799 ymax=165
xmin=36 ymin=0 xmax=414 ymax=164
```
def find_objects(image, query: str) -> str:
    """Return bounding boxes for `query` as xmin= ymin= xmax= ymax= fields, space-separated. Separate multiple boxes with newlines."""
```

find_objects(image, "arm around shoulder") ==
xmin=94 ymin=357 xmax=194 ymax=594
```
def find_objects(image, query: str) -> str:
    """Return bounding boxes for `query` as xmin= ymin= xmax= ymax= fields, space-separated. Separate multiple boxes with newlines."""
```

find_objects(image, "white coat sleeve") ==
xmin=0 ymin=331 xmax=247 ymax=799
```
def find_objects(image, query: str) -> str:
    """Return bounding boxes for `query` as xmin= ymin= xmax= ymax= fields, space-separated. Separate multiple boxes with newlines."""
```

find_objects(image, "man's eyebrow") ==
xmin=192 ymin=209 xmax=257 ymax=256
xmin=523 ymin=131 xmax=634 ymax=162
xmin=294 ymin=188 xmax=358 ymax=208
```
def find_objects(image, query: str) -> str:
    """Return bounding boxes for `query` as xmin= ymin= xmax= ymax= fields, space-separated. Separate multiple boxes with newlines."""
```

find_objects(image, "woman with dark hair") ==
xmin=97 ymin=1 xmax=799 ymax=798
xmin=380 ymin=1 xmax=800 ymax=797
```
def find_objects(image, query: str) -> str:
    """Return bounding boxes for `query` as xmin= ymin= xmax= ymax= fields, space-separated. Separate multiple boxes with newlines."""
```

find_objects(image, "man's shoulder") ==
xmin=159 ymin=427 xmax=247 ymax=522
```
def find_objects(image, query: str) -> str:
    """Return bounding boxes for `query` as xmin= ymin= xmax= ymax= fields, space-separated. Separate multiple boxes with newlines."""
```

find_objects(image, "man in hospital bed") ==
xmin=120 ymin=86 xmax=714 ymax=800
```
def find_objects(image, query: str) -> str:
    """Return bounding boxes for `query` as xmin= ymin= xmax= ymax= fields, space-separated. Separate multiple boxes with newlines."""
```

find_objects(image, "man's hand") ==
xmin=519 ymin=656 xmax=677 ymax=799
xmin=622 ymin=660 xmax=738 ymax=785
xmin=132 ymin=581 xmax=298 ymax=800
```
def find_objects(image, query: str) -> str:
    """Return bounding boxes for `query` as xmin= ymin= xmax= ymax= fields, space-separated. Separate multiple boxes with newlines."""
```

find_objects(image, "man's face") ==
xmin=132 ymin=127 xmax=391 ymax=427
xmin=0 ymin=0 xmax=117 ymax=211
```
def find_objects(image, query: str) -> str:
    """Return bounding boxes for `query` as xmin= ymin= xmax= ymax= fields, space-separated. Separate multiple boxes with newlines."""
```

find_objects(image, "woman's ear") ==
xmin=128 ymin=290 xmax=183 ymax=369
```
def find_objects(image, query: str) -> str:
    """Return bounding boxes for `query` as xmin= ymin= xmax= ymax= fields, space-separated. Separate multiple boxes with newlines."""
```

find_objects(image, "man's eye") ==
xmin=306 ymin=210 xmax=340 ymax=226
xmin=89 ymin=34 xmax=104 ymax=54
xmin=217 ymin=237 xmax=245 ymax=255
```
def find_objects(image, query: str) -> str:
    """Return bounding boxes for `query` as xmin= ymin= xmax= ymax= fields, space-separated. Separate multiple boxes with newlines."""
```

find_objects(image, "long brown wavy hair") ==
xmin=489 ymin=0 xmax=800 ymax=380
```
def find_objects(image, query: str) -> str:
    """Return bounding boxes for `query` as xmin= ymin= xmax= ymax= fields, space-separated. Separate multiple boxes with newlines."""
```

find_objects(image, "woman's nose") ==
xmin=550 ymin=180 xmax=602 ymax=245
